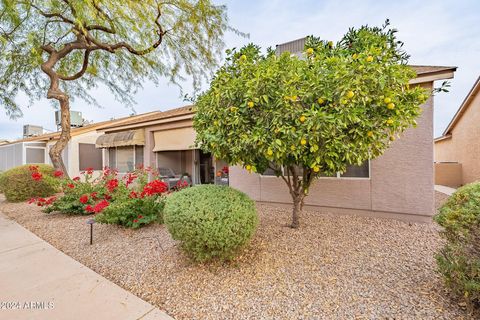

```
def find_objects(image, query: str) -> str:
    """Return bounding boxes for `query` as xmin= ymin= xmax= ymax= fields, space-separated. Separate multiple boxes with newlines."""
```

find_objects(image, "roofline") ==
xmin=101 ymin=112 xmax=195 ymax=133
xmin=409 ymin=68 xmax=456 ymax=84
xmin=441 ymin=76 xmax=480 ymax=136
xmin=434 ymin=134 xmax=452 ymax=143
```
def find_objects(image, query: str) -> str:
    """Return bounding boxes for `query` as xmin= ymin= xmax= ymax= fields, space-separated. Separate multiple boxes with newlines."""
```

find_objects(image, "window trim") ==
xmin=260 ymin=160 xmax=371 ymax=180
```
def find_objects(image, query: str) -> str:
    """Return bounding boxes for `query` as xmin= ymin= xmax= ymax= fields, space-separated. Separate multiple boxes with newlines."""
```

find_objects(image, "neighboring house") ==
xmin=0 ymin=112 xmax=161 ymax=176
xmin=0 ymin=140 xmax=9 ymax=146
xmin=435 ymin=76 xmax=480 ymax=187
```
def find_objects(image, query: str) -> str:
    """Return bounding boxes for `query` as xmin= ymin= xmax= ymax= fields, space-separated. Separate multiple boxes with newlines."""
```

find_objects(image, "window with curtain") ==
xmin=116 ymin=146 xmax=135 ymax=172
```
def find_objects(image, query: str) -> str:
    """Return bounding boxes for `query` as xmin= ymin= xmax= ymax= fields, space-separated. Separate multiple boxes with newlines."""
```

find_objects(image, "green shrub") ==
xmin=0 ymin=164 xmax=60 ymax=202
xmin=164 ymin=185 xmax=258 ymax=262
xmin=0 ymin=171 xmax=5 ymax=193
xmin=435 ymin=182 xmax=480 ymax=310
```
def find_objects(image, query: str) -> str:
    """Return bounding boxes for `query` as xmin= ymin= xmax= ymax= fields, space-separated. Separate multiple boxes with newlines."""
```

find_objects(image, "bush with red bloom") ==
xmin=90 ymin=192 xmax=98 ymax=199
xmin=123 ymin=173 xmax=137 ymax=187
xmin=67 ymin=183 xmax=75 ymax=189
xmin=29 ymin=196 xmax=57 ymax=207
xmin=106 ymin=179 xmax=119 ymax=193
xmin=79 ymin=194 xmax=89 ymax=204
xmin=31 ymin=172 xmax=43 ymax=181
xmin=54 ymin=170 xmax=64 ymax=178
xmin=72 ymin=176 xmax=80 ymax=181
xmin=129 ymin=191 xmax=138 ymax=198
xmin=93 ymin=199 xmax=109 ymax=213
xmin=138 ymin=215 xmax=143 ymax=219
xmin=28 ymin=165 xmax=39 ymax=172
xmin=85 ymin=205 xmax=94 ymax=213
xmin=141 ymin=180 xmax=168 ymax=197
xmin=85 ymin=167 xmax=94 ymax=175
xmin=133 ymin=219 xmax=139 ymax=223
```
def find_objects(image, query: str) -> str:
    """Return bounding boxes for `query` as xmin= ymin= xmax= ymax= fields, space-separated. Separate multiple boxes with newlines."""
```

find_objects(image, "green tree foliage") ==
xmin=0 ymin=0 xmax=232 ymax=174
xmin=194 ymin=22 xmax=429 ymax=227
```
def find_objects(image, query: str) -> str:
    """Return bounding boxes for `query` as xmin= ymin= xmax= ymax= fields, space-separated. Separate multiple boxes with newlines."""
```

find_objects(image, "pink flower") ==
xmin=79 ymin=195 xmax=89 ymax=204
xmin=31 ymin=172 xmax=43 ymax=181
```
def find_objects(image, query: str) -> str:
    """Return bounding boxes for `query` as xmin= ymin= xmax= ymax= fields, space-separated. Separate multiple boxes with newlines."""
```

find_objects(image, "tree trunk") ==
xmin=291 ymin=195 xmax=302 ymax=228
xmin=48 ymin=94 xmax=71 ymax=176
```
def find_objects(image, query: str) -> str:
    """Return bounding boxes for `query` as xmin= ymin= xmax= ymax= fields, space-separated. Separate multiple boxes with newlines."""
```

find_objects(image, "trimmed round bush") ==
xmin=0 ymin=164 xmax=60 ymax=202
xmin=435 ymin=182 xmax=480 ymax=309
xmin=164 ymin=185 xmax=258 ymax=262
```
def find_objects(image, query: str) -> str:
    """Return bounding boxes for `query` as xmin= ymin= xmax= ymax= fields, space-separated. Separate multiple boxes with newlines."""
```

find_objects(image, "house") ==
xmin=435 ymin=76 xmax=480 ymax=187
xmin=94 ymin=106 xmax=229 ymax=186
xmin=0 ymin=112 xmax=161 ymax=176
xmin=93 ymin=55 xmax=455 ymax=222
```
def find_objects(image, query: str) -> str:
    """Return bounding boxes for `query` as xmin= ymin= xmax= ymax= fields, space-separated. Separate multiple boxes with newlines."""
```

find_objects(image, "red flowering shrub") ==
xmin=31 ymin=172 xmax=43 ymax=181
xmin=54 ymin=170 xmax=64 ymax=178
xmin=36 ymin=167 xmax=168 ymax=228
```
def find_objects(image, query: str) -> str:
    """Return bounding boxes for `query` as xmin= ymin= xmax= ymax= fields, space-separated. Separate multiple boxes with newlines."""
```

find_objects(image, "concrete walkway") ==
xmin=0 ymin=213 xmax=173 ymax=320
xmin=434 ymin=184 xmax=457 ymax=196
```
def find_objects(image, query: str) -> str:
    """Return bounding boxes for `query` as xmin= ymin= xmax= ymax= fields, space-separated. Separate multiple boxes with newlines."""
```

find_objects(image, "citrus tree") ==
xmin=0 ymin=0 xmax=232 ymax=175
xmin=194 ymin=22 xmax=430 ymax=228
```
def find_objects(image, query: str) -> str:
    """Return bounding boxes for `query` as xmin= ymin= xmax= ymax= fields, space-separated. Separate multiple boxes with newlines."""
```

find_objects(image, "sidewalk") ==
xmin=0 ymin=213 xmax=173 ymax=320
xmin=434 ymin=184 xmax=457 ymax=196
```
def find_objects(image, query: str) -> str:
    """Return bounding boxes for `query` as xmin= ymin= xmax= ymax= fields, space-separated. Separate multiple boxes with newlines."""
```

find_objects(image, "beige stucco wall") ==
xmin=230 ymin=82 xmax=435 ymax=221
xmin=435 ymin=162 xmax=462 ymax=188
xmin=435 ymin=91 xmax=480 ymax=185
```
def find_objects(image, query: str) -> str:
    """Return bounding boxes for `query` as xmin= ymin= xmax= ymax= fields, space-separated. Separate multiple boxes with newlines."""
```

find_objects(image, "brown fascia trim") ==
xmin=434 ymin=134 xmax=452 ymax=143
xmin=441 ymin=76 xmax=480 ymax=136
xmin=409 ymin=68 xmax=456 ymax=85
xmin=99 ymin=113 xmax=195 ymax=133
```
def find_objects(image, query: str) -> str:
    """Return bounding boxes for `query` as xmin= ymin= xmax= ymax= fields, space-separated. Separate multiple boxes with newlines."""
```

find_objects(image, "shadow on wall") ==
xmin=435 ymin=162 xmax=462 ymax=188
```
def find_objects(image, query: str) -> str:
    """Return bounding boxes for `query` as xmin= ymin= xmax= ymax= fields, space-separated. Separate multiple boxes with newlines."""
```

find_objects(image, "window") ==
xmin=108 ymin=146 xmax=143 ymax=172
xmin=25 ymin=148 xmax=45 ymax=164
xmin=79 ymin=143 xmax=103 ymax=170
xmin=260 ymin=161 xmax=370 ymax=179
xmin=340 ymin=162 xmax=369 ymax=178
xmin=116 ymin=146 xmax=135 ymax=172
xmin=135 ymin=146 xmax=144 ymax=168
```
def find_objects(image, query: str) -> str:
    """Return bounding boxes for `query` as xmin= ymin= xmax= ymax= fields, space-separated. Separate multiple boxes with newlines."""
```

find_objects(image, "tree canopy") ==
xmin=0 ymin=0 xmax=230 ymax=118
xmin=194 ymin=22 xmax=430 ymax=227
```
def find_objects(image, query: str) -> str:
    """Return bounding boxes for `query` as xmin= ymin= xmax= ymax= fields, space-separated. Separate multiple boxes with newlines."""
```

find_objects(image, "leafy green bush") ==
xmin=164 ymin=185 xmax=258 ymax=262
xmin=435 ymin=182 xmax=480 ymax=310
xmin=0 ymin=171 xmax=5 ymax=193
xmin=0 ymin=164 xmax=60 ymax=202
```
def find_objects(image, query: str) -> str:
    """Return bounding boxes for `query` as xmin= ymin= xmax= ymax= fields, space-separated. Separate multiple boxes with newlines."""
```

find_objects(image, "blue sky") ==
xmin=1 ymin=0 xmax=479 ymax=140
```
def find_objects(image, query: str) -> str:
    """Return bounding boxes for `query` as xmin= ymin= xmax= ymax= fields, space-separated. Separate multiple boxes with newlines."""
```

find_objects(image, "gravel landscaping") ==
xmin=0 ymin=192 xmax=476 ymax=319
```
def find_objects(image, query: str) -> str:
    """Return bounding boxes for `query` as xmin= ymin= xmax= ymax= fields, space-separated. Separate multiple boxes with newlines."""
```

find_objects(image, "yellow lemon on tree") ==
xmin=245 ymin=165 xmax=251 ymax=171
xmin=367 ymin=131 xmax=373 ymax=137
xmin=300 ymin=115 xmax=306 ymax=123
xmin=240 ymin=54 xmax=247 ymax=61
xmin=317 ymin=97 xmax=325 ymax=104
xmin=230 ymin=106 xmax=236 ymax=112
xmin=389 ymin=135 xmax=395 ymax=141
xmin=366 ymin=55 xmax=374 ymax=62
xmin=214 ymin=120 xmax=218 ymax=126
xmin=291 ymin=95 xmax=298 ymax=101
xmin=352 ymin=53 xmax=358 ymax=59
xmin=328 ymin=41 xmax=334 ymax=47
xmin=306 ymin=48 xmax=314 ymax=55
xmin=313 ymin=166 xmax=320 ymax=173
xmin=387 ymin=119 xmax=394 ymax=125
xmin=267 ymin=149 xmax=273 ymax=156
xmin=290 ymin=145 xmax=296 ymax=151
xmin=247 ymin=101 xmax=254 ymax=108
xmin=341 ymin=99 xmax=348 ymax=105
xmin=387 ymin=102 xmax=395 ymax=110
xmin=384 ymin=97 xmax=392 ymax=104
xmin=346 ymin=91 xmax=355 ymax=99
xmin=300 ymin=139 xmax=307 ymax=145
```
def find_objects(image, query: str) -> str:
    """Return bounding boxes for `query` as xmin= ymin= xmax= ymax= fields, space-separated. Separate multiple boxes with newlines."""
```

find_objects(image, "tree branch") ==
xmin=57 ymin=49 xmax=91 ymax=81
